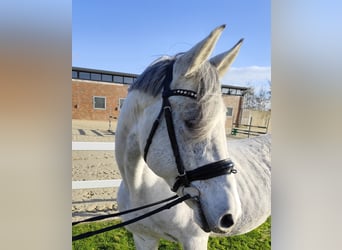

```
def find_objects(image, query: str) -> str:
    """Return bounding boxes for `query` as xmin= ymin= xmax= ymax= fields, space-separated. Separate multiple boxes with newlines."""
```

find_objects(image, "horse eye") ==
xmin=182 ymin=105 xmax=201 ymax=129
xmin=185 ymin=120 xmax=196 ymax=129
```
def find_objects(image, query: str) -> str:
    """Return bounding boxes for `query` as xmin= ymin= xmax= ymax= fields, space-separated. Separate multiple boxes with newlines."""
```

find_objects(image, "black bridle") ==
xmin=143 ymin=62 xmax=237 ymax=193
xmin=72 ymin=61 xmax=237 ymax=241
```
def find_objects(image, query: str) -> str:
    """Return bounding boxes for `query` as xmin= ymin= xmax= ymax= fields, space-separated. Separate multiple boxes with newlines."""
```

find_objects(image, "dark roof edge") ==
xmin=221 ymin=84 xmax=250 ymax=91
xmin=72 ymin=67 xmax=250 ymax=90
xmin=72 ymin=66 xmax=139 ymax=78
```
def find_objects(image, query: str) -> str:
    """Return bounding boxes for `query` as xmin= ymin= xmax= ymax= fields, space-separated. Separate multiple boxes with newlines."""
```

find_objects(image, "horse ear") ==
xmin=176 ymin=24 xmax=226 ymax=77
xmin=209 ymin=38 xmax=244 ymax=78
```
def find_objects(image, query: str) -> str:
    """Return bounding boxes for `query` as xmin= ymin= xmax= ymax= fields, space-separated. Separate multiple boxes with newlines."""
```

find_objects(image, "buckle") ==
xmin=171 ymin=172 xmax=189 ymax=192
xmin=178 ymin=172 xmax=190 ymax=186
xmin=163 ymin=105 xmax=172 ymax=112
xmin=230 ymin=168 xmax=238 ymax=174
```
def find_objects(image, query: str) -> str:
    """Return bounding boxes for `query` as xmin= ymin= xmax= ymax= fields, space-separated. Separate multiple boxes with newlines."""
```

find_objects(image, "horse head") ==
xmin=132 ymin=25 xmax=243 ymax=234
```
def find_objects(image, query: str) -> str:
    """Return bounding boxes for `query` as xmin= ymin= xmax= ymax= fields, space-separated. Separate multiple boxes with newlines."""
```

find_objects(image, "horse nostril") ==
xmin=220 ymin=214 xmax=234 ymax=229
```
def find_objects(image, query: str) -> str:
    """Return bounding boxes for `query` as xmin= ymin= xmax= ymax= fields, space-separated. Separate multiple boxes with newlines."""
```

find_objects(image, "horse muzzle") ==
xmin=181 ymin=185 xmax=238 ymax=234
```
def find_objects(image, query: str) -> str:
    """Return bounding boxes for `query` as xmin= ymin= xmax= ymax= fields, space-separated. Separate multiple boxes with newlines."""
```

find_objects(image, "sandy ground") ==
xmin=72 ymin=119 xmax=120 ymax=222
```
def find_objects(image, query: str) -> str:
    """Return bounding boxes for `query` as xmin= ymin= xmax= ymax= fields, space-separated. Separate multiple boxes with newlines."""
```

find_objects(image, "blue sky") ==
xmin=73 ymin=1 xmax=270 ymax=90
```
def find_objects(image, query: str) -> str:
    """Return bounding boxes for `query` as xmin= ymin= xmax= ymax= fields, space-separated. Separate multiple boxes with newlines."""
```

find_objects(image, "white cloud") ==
xmin=222 ymin=66 xmax=271 ymax=92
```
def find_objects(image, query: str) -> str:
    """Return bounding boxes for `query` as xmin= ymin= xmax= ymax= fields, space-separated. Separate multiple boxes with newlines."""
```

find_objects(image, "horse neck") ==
xmin=116 ymin=91 xmax=164 ymax=195
xmin=227 ymin=135 xmax=271 ymax=234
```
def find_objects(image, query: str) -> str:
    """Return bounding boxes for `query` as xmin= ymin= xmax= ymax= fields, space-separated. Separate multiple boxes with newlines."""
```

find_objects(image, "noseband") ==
xmin=143 ymin=62 xmax=237 ymax=193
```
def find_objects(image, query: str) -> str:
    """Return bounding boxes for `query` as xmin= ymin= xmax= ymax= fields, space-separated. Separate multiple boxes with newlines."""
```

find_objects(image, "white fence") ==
xmin=72 ymin=141 xmax=121 ymax=189
xmin=72 ymin=141 xmax=115 ymax=151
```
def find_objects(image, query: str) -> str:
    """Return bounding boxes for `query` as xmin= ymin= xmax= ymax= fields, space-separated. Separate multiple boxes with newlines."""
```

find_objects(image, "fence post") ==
xmin=248 ymin=116 xmax=253 ymax=138
xmin=265 ymin=117 xmax=270 ymax=134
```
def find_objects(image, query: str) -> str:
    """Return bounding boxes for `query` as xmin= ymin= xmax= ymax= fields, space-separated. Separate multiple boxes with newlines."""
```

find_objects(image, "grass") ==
xmin=72 ymin=217 xmax=270 ymax=249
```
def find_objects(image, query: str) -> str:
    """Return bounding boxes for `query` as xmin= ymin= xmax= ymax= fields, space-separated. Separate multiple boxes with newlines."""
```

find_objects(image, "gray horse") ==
xmin=115 ymin=25 xmax=271 ymax=250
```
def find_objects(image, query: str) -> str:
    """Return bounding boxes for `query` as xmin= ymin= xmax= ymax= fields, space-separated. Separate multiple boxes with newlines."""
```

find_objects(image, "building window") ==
xmin=102 ymin=74 xmax=113 ymax=82
xmin=226 ymin=107 xmax=233 ymax=117
xmin=119 ymin=98 xmax=125 ymax=110
xmin=221 ymin=88 xmax=229 ymax=95
xmin=72 ymin=71 xmax=78 ymax=78
xmin=124 ymin=76 xmax=134 ymax=84
xmin=79 ymin=71 xmax=91 ymax=80
xmin=91 ymin=73 xmax=101 ymax=81
xmin=113 ymin=75 xmax=123 ymax=83
xmin=93 ymin=96 xmax=106 ymax=110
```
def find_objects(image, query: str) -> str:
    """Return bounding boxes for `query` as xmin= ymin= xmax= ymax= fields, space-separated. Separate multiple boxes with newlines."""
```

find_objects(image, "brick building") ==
xmin=72 ymin=67 xmax=138 ymax=120
xmin=221 ymin=84 xmax=249 ymax=131
xmin=72 ymin=67 xmax=249 ymax=131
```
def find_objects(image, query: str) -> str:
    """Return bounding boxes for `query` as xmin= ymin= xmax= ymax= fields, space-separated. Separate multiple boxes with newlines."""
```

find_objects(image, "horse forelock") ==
xmin=129 ymin=55 xmax=224 ymax=139
xmin=129 ymin=55 xmax=221 ymax=99
xmin=189 ymin=62 xmax=224 ymax=139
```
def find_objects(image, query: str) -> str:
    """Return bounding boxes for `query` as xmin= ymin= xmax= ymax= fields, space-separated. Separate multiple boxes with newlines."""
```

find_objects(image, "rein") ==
xmin=72 ymin=194 xmax=192 ymax=241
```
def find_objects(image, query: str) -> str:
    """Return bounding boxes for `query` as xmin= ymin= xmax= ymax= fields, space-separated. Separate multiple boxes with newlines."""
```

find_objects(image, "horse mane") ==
xmin=129 ymin=56 xmax=177 ymax=97
xmin=129 ymin=55 xmax=223 ymax=140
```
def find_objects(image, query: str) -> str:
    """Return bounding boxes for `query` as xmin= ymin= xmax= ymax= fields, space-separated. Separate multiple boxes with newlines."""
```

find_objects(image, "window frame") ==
xmin=119 ymin=98 xmax=125 ymax=110
xmin=113 ymin=75 xmax=124 ymax=84
xmin=123 ymin=76 xmax=134 ymax=84
xmin=93 ymin=96 xmax=106 ymax=110
xmin=226 ymin=107 xmax=233 ymax=117
xmin=79 ymin=71 xmax=91 ymax=80
xmin=90 ymin=73 xmax=101 ymax=81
